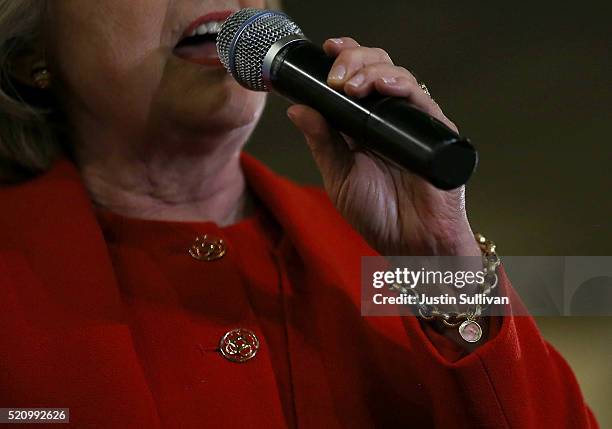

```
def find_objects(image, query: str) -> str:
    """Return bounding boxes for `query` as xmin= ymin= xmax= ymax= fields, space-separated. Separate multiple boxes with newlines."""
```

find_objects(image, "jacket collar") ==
xmin=0 ymin=157 xmax=124 ymax=321
xmin=0 ymin=154 xmax=416 ymax=369
xmin=0 ymin=154 xmax=376 ymax=311
xmin=240 ymin=154 xmax=378 ymax=281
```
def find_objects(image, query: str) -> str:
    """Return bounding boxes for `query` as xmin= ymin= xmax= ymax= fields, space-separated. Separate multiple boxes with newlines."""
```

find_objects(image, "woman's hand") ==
xmin=287 ymin=37 xmax=480 ymax=256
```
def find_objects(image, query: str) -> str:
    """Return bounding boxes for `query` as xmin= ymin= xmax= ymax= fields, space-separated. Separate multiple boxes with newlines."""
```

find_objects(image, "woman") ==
xmin=0 ymin=1 xmax=598 ymax=428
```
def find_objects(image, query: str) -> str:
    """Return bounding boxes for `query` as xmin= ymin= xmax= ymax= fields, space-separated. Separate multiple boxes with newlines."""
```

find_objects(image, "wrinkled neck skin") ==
xmin=70 ymin=114 xmax=258 ymax=226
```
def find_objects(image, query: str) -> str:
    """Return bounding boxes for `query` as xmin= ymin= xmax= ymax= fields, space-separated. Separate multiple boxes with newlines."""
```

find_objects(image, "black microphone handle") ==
xmin=268 ymin=40 xmax=478 ymax=190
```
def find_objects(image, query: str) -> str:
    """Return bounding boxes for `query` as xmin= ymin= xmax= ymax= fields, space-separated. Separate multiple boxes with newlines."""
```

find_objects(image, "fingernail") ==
xmin=286 ymin=109 xmax=298 ymax=122
xmin=381 ymin=76 xmax=400 ymax=86
xmin=329 ymin=64 xmax=347 ymax=81
xmin=347 ymin=73 xmax=366 ymax=88
xmin=329 ymin=38 xmax=344 ymax=45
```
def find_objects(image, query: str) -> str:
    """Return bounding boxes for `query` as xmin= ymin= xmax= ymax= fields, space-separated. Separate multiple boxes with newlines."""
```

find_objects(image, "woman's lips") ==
xmin=173 ymin=10 xmax=234 ymax=67
xmin=174 ymin=43 xmax=222 ymax=67
xmin=180 ymin=10 xmax=234 ymax=40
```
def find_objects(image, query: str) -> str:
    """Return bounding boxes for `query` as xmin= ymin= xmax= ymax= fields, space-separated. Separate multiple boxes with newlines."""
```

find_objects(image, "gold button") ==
xmin=189 ymin=235 xmax=226 ymax=261
xmin=219 ymin=328 xmax=259 ymax=363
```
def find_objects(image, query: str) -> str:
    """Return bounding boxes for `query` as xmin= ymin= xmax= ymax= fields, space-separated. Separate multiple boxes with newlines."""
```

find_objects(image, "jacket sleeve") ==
xmin=407 ymin=267 xmax=599 ymax=428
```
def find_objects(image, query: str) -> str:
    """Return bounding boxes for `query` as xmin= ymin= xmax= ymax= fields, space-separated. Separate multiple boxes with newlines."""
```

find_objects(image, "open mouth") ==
xmin=173 ymin=10 xmax=234 ymax=66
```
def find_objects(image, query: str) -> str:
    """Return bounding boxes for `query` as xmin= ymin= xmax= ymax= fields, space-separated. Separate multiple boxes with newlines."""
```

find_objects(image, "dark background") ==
xmin=246 ymin=0 xmax=611 ymax=424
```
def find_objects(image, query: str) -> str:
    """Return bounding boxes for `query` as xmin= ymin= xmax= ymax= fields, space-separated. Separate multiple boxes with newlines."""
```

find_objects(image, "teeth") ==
xmin=190 ymin=21 xmax=222 ymax=38
xmin=196 ymin=23 xmax=208 ymax=35
xmin=208 ymin=22 xmax=221 ymax=33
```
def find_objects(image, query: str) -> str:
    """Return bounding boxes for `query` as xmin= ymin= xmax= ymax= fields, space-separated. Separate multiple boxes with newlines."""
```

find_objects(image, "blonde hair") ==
xmin=0 ymin=0 xmax=282 ymax=183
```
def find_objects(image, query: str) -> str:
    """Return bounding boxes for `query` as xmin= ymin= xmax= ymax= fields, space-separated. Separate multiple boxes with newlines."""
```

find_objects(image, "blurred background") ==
xmin=247 ymin=0 xmax=611 ymax=425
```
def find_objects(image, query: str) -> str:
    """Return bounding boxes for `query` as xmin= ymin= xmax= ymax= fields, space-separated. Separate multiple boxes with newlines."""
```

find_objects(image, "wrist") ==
xmin=402 ymin=226 xmax=481 ymax=256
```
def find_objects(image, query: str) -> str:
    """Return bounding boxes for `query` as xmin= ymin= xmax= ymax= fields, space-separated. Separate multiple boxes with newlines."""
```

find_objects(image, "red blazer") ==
xmin=0 ymin=155 xmax=597 ymax=428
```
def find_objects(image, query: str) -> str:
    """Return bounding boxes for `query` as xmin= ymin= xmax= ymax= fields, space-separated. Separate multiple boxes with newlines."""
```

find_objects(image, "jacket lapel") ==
xmin=0 ymin=154 xmax=418 ymax=427
xmin=241 ymin=154 xmax=419 ymax=427
xmin=241 ymin=153 xmax=415 ymax=342
xmin=0 ymin=158 xmax=124 ymax=322
xmin=0 ymin=159 xmax=161 ymax=427
xmin=1 ymin=153 xmax=376 ymax=321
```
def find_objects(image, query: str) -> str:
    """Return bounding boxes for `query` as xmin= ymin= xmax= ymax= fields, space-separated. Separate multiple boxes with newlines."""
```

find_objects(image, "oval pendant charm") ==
xmin=458 ymin=319 xmax=482 ymax=343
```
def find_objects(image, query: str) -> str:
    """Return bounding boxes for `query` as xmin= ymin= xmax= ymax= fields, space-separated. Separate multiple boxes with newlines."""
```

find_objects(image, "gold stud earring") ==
xmin=31 ymin=62 xmax=51 ymax=90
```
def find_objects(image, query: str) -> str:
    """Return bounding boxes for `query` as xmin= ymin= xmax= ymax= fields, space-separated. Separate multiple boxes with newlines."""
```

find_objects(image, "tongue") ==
xmin=173 ymin=41 xmax=221 ymax=65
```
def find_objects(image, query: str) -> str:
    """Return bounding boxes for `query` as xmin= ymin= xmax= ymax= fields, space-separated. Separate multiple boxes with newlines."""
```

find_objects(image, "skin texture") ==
xmin=288 ymin=38 xmax=480 ymax=257
xmin=41 ymin=0 xmax=268 ymax=224
xmin=17 ymin=2 xmax=479 ymax=256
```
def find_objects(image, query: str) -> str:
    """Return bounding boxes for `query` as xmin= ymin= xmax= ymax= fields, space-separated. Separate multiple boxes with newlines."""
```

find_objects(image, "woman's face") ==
xmin=44 ymin=0 xmax=267 ymax=141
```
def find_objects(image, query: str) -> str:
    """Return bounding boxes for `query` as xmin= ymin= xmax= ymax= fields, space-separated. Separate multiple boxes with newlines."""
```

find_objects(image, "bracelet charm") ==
xmin=388 ymin=233 xmax=500 ymax=343
xmin=458 ymin=318 xmax=483 ymax=343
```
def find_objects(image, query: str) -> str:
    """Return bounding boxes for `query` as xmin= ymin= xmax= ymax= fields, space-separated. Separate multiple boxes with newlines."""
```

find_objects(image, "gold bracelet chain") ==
xmin=388 ymin=233 xmax=501 ymax=342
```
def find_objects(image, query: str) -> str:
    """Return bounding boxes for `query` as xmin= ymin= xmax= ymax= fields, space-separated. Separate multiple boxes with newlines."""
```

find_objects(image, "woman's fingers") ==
xmin=290 ymin=37 xmax=458 ymax=168
xmin=343 ymin=63 xmax=446 ymax=120
xmin=343 ymin=64 xmax=418 ymax=97
xmin=323 ymin=37 xmax=458 ymax=133
xmin=286 ymin=104 xmax=353 ymax=181
xmin=322 ymin=37 xmax=361 ymax=55
xmin=323 ymin=38 xmax=393 ymax=90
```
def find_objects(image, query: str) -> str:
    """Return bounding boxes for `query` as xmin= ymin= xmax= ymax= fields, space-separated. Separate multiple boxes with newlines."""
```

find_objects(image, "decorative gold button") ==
xmin=219 ymin=328 xmax=259 ymax=363
xmin=189 ymin=235 xmax=226 ymax=261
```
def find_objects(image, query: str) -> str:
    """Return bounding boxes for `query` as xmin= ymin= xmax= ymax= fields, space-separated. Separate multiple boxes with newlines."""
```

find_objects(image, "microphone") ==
xmin=217 ymin=8 xmax=478 ymax=190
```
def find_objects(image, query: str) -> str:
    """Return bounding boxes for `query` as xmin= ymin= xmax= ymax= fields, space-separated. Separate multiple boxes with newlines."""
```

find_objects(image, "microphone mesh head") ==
xmin=217 ymin=8 xmax=304 ymax=91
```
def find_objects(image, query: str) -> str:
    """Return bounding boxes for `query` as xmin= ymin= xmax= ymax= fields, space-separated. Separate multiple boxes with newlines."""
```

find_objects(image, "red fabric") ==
xmin=95 ymin=204 xmax=296 ymax=427
xmin=0 ymin=154 xmax=598 ymax=428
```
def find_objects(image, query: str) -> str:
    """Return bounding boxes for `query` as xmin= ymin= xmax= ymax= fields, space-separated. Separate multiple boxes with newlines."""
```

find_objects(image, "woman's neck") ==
xmin=72 ymin=124 xmax=255 ymax=226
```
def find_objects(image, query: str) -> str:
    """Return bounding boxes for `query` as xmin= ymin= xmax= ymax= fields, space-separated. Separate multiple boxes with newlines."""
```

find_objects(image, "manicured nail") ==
xmin=347 ymin=73 xmax=366 ymax=87
xmin=381 ymin=76 xmax=400 ymax=86
xmin=328 ymin=38 xmax=344 ymax=45
xmin=329 ymin=64 xmax=347 ymax=81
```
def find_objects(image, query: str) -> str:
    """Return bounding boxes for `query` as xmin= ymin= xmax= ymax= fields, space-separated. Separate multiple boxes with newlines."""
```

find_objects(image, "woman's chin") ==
xmin=171 ymin=96 xmax=266 ymax=135
xmin=153 ymin=74 xmax=266 ymax=135
xmin=207 ymin=85 xmax=267 ymax=129
xmin=203 ymin=108 xmax=263 ymax=133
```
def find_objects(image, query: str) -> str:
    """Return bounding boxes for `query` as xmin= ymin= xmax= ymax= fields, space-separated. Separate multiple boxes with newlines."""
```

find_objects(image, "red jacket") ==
xmin=0 ymin=155 xmax=597 ymax=428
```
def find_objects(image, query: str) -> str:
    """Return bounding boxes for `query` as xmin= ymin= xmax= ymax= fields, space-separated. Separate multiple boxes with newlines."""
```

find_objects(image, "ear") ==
xmin=8 ymin=45 xmax=48 ymax=89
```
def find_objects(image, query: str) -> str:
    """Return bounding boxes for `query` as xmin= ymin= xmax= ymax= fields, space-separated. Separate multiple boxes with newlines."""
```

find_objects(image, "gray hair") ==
xmin=0 ymin=0 xmax=282 ymax=183
xmin=0 ymin=0 xmax=58 ymax=183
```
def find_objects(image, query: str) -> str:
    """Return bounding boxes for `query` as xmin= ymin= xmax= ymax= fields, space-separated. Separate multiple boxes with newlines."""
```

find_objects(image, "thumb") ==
xmin=287 ymin=104 xmax=353 ymax=178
